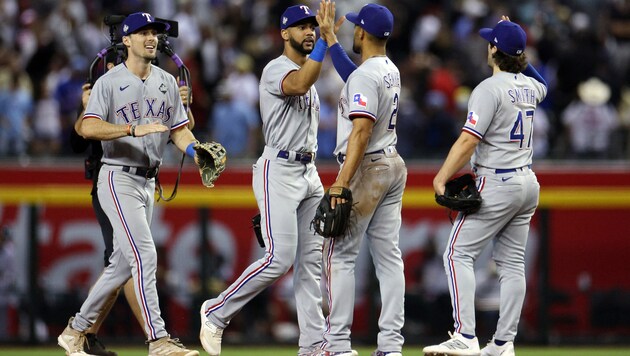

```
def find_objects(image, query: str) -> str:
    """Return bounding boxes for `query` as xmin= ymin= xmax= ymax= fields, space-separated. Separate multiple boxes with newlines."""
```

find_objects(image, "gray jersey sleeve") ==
xmin=462 ymin=85 xmax=497 ymax=139
xmin=347 ymin=74 xmax=379 ymax=121
xmin=84 ymin=74 xmax=112 ymax=121
xmin=261 ymin=60 xmax=296 ymax=97
xmin=166 ymin=74 xmax=189 ymax=130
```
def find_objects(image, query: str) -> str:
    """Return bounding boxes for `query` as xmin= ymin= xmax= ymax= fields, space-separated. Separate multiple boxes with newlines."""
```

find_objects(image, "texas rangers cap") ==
xmin=122 ymin=12 xmax=170 ymax=36
xmin=280 ymin=5 xmax=318 ymax=30
xmin=479 ymin=20 xmax=526 ymax=56
xmin=346 ymin=4 xmax=394 ymax=39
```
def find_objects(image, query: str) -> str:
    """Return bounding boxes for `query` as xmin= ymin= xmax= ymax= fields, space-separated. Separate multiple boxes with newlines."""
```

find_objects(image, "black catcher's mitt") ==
xmin=193 ymin=141 xmax=227 ymax=188
xmin=312 ymin=186 xmax=353 ymax=238
xmin=435 ymin=174 xmax=482 ymax=214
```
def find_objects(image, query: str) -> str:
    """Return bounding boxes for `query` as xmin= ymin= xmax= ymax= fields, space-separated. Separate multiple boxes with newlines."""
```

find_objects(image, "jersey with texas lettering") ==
xmin=463 ymin=71 xmax=547 ymax=169
xmin=83 ymin=63 xmax=188 ymax=168
xmin=334 ymin=56 xmax=400 ymax=156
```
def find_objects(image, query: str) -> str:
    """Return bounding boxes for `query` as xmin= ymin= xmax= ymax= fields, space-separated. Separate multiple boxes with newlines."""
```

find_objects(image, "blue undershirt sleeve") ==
xmin=329 ymin=43 xmax=358 ymax=82
xmin=522 ymin=63 xmax=547 ymax=87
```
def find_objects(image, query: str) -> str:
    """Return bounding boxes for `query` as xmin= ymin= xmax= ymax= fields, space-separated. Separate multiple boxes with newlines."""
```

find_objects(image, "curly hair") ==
xmin=492 ymin=46 xmax=528 ymax=73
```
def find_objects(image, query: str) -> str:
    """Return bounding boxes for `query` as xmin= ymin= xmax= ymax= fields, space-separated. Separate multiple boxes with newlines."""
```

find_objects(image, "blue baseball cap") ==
xmin=346 ymin=4 xmax=394 ymax=39
xmin=122 ymin=12 xmax=169 ymax=36
xmin=479 ymin=20 xmax=526 ymax=56
xmin=281 ymin=5 xmax=318 ymax=30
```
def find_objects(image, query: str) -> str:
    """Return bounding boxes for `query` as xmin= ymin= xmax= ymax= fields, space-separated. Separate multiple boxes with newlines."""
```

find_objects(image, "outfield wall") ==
xmin=0 ymin=161 xmax=629 ymax=344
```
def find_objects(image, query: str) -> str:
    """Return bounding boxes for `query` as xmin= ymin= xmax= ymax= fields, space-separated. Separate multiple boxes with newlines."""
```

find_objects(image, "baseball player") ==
xmin=199 ymin=3 xmax=331 ymax=356
xmin=423 ymin=17 xmax=547 ymax=356
xmin=317 ymin=4 xmax=407 ymax=356
xmin=58 ymin=12 xmax=202 ymax=356
xmin=69 ymin=76 xmax=195 ymax=356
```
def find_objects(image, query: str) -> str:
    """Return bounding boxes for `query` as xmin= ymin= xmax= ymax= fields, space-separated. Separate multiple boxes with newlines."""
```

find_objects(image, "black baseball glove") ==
xmin=435 ymin=174 xmax=482 ymax=214
xmin=312 ymin=186 xmax=353 ymax=238
xmin=193 ymin=141 xmax=227 ymax=187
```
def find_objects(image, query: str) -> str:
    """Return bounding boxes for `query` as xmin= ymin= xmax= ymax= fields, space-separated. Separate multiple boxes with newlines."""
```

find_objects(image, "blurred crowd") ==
xmin=0 ymin=0 xmax=629 ymax=162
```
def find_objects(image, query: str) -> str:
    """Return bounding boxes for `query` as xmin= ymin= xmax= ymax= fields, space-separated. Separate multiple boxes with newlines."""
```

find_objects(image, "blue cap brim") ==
xmin=478 ymin=28 xmax=493 ymax=43
xmin=295 ymin=16 xmax=318 ymax=27
xmin=346 ymin=12 xmax=360 ymax=26
xmin=126 ymin=22 xmax=170 ymax=35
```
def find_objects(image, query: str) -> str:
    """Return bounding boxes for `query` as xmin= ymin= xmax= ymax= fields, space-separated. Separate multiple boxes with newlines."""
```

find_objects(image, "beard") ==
xmin=289 ymin=37 xmax=313 ymax=56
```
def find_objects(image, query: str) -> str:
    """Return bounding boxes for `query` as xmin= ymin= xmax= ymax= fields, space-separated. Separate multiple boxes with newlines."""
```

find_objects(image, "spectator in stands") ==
xmin=0 ymin=70 xmax=33 ymax=158
xmin=210 ymin=81 xmax=260 ymax=158
xmin=618 ymin=87 xmax=630 ymax=157
xmin=562 ymin=77 xmax=619 ymax=159
xmin=31 ymin=81 xmax=62 ymax=156
xmin=0 ymin=226 xmax=17 ymax=341
xmin=420 ymin=90 xmax=459 ymax=158
xmin=226 ymin=54 xmax=260 ymax=111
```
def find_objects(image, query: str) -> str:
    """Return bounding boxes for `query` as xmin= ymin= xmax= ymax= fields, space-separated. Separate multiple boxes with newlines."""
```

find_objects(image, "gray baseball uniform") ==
xmin=201 ymin=55 xmax=326 ymax=354
xmin=70 ymin=63 xmax=189 ymax=341
xmin=322 ymin=56 xmax=407 ymax=353
xmin=445 ymin=71 xmax=547 ymax=341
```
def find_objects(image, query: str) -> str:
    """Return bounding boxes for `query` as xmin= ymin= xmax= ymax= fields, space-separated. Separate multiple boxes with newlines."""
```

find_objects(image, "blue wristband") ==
xmin=186 ymin=142 xmax=196 ymax=158
xmin=309 ymin=38 xmax=328 ymax=63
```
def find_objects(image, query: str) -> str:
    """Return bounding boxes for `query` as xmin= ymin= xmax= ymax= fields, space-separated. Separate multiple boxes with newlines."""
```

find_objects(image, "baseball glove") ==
xmin=312 ymin=186 xmax=353 ymax=238
xmin=435 ymin=173 xmax=482 ymax=214
xmin=193 ymin=141 xmax=227 ymax=187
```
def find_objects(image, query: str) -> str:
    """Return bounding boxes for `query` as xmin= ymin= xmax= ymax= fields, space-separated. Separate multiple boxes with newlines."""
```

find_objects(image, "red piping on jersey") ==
xmin=349 ymin=110 xmax=377 ymax=122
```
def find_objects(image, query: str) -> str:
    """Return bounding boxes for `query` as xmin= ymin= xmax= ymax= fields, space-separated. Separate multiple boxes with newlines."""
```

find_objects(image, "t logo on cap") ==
xmin=478 ymin=20 xmax=526 ymax=56
xmin=281 ymin=5 xmax=318 ymax=30
xmin=122 ymin=12 xmax=169 ymax=36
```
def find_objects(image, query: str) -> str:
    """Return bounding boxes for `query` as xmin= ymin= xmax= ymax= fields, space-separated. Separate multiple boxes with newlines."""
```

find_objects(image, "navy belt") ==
xmin=277 ymin=150 xmax=314 ymax=164
xmin=123 ymin=166 xmax=159 ymax=178
xmin=495 ymin=165 xmax=531 ymax=174
xmin=336 ymin=148 xmax=385 ymax=164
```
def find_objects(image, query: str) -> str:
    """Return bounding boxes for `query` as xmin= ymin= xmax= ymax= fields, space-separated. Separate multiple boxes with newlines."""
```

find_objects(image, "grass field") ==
xmin=2 ymin=345 xmax=630 ymax=355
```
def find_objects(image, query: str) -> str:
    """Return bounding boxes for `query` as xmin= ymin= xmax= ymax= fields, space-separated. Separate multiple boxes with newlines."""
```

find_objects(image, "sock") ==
xmin=461 ymin=333 xmax=476 ymax=339
xmin=494 ymin=339 xmax=507 ymax=346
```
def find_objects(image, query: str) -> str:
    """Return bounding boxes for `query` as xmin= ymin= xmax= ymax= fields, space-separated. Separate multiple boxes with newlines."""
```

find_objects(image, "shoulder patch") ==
xmin=467 ymin=111 xmax=479 ymax=127
xmin=353 ymin=93 xmax=367 ymax=107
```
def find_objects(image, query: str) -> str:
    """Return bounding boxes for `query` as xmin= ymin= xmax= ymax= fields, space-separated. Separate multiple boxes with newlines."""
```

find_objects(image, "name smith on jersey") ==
xmin=507 ymin=87 xmax=537 ymax=105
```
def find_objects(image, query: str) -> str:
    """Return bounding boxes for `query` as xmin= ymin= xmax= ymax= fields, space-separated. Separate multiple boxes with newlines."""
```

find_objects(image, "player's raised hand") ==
xmin=317 ymin=0 xmax=336 ymax=43
xmin=133 ymin=122 xmax=169 ymax=137
xmin=334 ymin=15 xmax=345 ymax=34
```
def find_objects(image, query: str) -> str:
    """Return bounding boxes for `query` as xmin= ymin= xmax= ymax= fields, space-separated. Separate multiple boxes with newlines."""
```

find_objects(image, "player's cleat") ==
xmin=85 ymin=333 xmax=117 ymax=356
xmin=148 ymin=336 xmax=199 ymax=356
xmin=422 ymin=331 xmax=480 ymax=355
xmin=199 ymin=305 xmax=224 ymax=356
xmin=320 ymin=351 xmax=356 ymax=356
xmin=480 ymin=340 xmax=514 ymax=356
xmin=352 ymin=351 xmax=359 ymax=356
xmin=371 ymin=351 xmax=402 ymax=356
xmin=58 ymin=318 xmax=94 ymax=356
